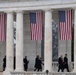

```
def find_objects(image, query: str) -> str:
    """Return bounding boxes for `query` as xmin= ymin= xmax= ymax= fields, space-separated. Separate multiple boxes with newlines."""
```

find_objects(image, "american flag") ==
xmin=0 ymin=13 xmax=6 ymax=41
xmin=59 ymin=10 xmax=72 ymax=40
xmin=30 ymin=12 xmax=43 ymax=40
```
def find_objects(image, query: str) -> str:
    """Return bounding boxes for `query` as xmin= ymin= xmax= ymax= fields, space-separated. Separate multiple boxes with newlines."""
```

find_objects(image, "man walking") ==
xmin=58 ymin=55 xmax=64 ymax=72
xmin=3 ymin=56 xmax=6 ymax=71
xmin=34 ymin=55 xmax=39 ymax=71
xmin=64 ymin=54 xmax=69 ymax=72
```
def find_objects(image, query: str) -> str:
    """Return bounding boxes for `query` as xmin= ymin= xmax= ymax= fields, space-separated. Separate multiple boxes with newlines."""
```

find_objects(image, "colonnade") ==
xmin=5 ymin=8 xmax=76 ymax=73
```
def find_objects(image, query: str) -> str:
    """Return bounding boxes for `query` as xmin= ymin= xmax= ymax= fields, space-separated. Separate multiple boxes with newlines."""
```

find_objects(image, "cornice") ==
xmin=0 ymin=1 xmax=76 ymax=12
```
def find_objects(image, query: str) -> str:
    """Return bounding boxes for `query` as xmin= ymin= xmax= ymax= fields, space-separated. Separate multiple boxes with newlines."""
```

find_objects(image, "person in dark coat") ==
xmin=3 ymin=55 xmax=6 ymax=71
xmin=34 ymin=55 xmax=39 ymax=71
xmin=63 ymin=54 xmax=69 ymax=72
xmin=37 ymin=57 xmax=44 ymax=71
xmin=58 ymin=55 xmax=64 ymax=72
xmin=23 ymin=56 xmax=29 ymax=71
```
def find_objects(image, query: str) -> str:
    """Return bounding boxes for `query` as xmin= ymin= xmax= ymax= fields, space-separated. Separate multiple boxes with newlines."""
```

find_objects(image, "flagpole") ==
xmin=66 ymin=40 xmax=67 ymax=54
xmin=36 ymin=41 xmax=37 ymax=56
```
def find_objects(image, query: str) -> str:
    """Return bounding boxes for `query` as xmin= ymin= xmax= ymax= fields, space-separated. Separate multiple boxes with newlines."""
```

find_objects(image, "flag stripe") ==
xmin=0 ymin=14 xmax=1 ymax=41
xmin=0 ymin=13 xmax=6 ymax=41
xmin=30 ymin=12 xmax=42 ymax=40
xmin=59 ymin=10 xmax=72 ymax=40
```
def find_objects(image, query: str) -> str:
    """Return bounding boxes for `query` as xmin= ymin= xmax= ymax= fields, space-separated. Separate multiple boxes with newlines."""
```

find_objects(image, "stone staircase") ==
xmin=0 ymin=72 xmax=3 ymax=75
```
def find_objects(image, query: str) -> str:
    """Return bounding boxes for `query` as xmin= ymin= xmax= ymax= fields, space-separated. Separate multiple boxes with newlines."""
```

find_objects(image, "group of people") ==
xmin=23 ymin=55 xmax=44 ymax=71
xmin=3 ymin=55 xmax=43 ymax=72
xmin=58 ymin=54 xmax=69 ymax=72
xmin=3 ymin=54 xmax=70 ymax=72
xmin=34 ymin=55 xmax=44 ymax=71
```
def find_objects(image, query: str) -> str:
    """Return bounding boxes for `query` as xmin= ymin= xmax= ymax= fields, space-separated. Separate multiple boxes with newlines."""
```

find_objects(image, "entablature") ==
xmin=0 ymin=0 xmax=76 ymax=12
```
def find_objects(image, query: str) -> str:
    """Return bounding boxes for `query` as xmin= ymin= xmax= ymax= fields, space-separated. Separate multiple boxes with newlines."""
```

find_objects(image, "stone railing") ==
xmin=10 ymin=62 xmax=74 ymax=75
xmin=52 ymin=62 xmax=58 ymax=71
xmin=11 ymin=71 xmax=76 ymax=75
xmin=52 ymin=62 xmax=74 ymax=72
xmin=11 ymin=62 xmax=74 ymax=74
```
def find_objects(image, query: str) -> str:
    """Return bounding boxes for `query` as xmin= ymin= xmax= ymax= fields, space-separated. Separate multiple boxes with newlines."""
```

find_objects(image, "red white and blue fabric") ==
xmin=0 ymin=13 xmax=6 ymax=41
xmin=30 ymin=12 xmax=43 ymax=40
xmin=59 ymin=10 xmax=72 ymax=40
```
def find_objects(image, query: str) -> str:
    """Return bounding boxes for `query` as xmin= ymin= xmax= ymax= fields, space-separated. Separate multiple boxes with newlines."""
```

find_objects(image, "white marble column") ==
xmin=44 ymin=10 xmax=52 ymax=72
xmin=15 ymin=11 xmax=23 ymax=71
xmin=73 ymin=8 xmax=76 ymax=72
xmin=6 ymin=12 xmax=14 ymax=71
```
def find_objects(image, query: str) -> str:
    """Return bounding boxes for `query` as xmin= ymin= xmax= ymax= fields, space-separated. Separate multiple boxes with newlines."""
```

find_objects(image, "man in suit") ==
xmin=34 ymin=55 xmax=39 ymax=71
xmin=3 ymin=55 xmax=6 ymax=71
xmin=64 ymin=54 xmax=69 ymax=72
xmin=58 ymin=55 xmax=64 ymax=72
xmin=23 ymin=56 xmax=29 ymax=71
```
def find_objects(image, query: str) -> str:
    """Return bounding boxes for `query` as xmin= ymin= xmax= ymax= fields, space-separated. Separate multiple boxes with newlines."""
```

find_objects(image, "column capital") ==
xmin=4 ymin=10 xmax=14 ymax=13
xmin=72 ymin=8 xmax=76 ymax=10
xmin=43 ymin=9 xmax=53 ymax=12
xmin=15 ymin=10 xmax=24 ymax=13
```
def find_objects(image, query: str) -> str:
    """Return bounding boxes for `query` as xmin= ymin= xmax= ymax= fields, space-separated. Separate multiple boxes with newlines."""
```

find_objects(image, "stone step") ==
xmin=0 ymin=72 xmax=3 ymax=75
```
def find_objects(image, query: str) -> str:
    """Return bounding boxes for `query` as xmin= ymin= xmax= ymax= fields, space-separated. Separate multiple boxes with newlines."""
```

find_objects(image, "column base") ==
xmin=15 ymin=69 xmax=24 ymax=72
xmin=5 ymin=68 xmax=13 ymax=71
xmin=72 ymin=69 xmax=76 ymax=72
xmin=43 ymin=69 xmax=54 ymax=72
xmin=3 ymin=70 xmax=11 ymax=75
xmin=3 ymin=68 xmax=14 ymax=75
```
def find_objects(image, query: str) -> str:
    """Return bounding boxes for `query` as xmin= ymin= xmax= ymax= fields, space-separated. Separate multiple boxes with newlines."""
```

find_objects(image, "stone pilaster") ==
xmin=44 ymin=10 xmax=52 ymax=72
xmin=15 ymin=11 xmax=23 ymax=71
xmin=73 ymin=8 xmax=76 ymax=72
